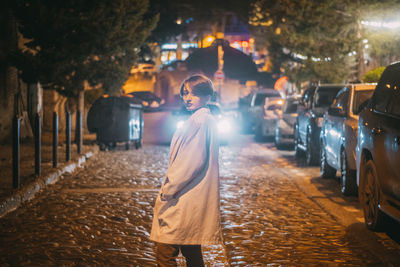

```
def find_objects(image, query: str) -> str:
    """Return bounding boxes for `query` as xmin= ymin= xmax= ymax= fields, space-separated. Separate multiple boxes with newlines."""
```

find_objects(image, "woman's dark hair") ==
xmin=180 ymin=74 xmax=214 ymax=97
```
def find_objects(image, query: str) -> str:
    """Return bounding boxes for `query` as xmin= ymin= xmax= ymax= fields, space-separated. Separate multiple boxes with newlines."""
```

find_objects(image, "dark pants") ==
xmin=156 ymin=242 xmax=205 ymax=267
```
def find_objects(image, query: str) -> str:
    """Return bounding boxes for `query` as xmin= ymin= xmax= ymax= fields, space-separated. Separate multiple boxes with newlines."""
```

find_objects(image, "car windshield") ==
xmin=254 ymin=92 xmax=281 ymax=106
xmin=353 ymin=90 xmax=374 ymax=114
xmin=314 ymin=87 xmax=343 ymax=107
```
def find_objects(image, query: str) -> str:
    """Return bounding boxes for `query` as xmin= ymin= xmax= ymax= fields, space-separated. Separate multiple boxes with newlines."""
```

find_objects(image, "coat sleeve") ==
xmin=160 ymin=119 xmax=212 ymax=200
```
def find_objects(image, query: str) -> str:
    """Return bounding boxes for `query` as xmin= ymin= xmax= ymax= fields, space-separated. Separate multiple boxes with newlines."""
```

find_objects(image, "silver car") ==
xmin=274 ymin=97 xmax=299 ymax=149
xmin=240 ymin=89 xmax=283 ymax=134
xmin=320 ymin=83 xmax=375 ymax=195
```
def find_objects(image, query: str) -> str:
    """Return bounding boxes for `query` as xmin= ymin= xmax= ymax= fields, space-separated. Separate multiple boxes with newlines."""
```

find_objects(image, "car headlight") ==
xmin=316 ymin=117 xmax=324 ymax=127
xmin=176 ymin=120 xmax=185 ymax=129
xmin=150 ymin=101 xmax=160 ymax=108
xmin=218 ymin=119 xmax=231 ymax=133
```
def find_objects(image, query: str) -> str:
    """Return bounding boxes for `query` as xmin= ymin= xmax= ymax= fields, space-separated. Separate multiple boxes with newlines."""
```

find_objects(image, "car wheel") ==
xmin=135 ymin=140 xmax=140 ymax=149
xmin=320 ymin=144 xmax=336 ymax=178
xmin=274 ymin=127 xmax=282 ymax=149
xmin=306 ymin=130 xmax=318 ymax=166
xmin=359 ymin=159 xmax=386 ymax=231
xmin=340 ymin=149 xmax=357 ymax=196
xmin=294 ymin=124 xmax=304 ymax=158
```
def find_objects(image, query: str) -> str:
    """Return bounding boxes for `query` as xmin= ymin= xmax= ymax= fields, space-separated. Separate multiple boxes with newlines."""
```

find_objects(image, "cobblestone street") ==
xmin=1 ymin=136 xmax=399 ymax=266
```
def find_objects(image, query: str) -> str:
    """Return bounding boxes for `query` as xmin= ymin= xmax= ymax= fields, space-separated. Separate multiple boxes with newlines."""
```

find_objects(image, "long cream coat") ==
xmin=150 ymin=107 xmax=221 ymax=245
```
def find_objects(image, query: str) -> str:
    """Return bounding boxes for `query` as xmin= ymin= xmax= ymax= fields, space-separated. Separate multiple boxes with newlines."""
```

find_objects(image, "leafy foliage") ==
xmin=250 ymin=0 xmax=400 ymax=84
xmin=362 ymin=66 xmax=385 ymax=82
xmin=12 ymin=0 xmax=157 ymax=96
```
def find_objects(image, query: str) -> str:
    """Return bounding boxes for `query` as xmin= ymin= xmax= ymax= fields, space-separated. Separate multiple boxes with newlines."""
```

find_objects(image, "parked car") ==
xmin=254 ymin=97 xmax=284 ymax=141
xmin=274 ymin=97 xmax=299 ymax=149
xmin=128 ymin=91 xmax=165 ymax=112
xmin=356 ymin=62 xmax=400 ymax=230
xmin=294 ymin=84 xmax=345 ymax=165
xmin=169 ymin=102 xmax=236 ymax=145
xmin=320 ymin=84 xmax=375 ymax=196
xmin=239 ymin=89 xmax=283 ymax=133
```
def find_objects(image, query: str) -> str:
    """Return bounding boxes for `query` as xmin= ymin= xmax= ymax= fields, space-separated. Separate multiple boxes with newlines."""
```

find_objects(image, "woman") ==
xmin=150 ymin=74 xmax=221 ymax=266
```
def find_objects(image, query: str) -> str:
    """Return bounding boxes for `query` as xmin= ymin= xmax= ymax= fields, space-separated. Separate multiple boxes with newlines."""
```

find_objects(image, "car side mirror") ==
xmin=328 ymin=106 xmax=345 ymax=117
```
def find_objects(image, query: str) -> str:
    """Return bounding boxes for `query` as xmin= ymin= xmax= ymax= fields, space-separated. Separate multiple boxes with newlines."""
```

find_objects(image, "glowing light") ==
xmin=231 ymin=41 xmax=241 ymax=49
xmin=361 ymin=20 xmax=400 ymax=29
xmin=218 ymin=119 xmax=231 ymax=133
xmin=176 ymin=120 xmax=184 ymax=129
xmin=202 ymin=36 xmax=215 ymax=48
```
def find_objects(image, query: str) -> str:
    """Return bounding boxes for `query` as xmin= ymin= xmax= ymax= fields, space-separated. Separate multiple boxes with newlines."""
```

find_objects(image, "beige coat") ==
xmin=150 ymin=107 xmax=221 ymax=245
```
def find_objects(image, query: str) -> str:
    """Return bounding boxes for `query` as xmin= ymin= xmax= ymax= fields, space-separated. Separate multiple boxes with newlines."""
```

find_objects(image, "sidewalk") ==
xmin=0 ymin=132 xmax=99 ymax=217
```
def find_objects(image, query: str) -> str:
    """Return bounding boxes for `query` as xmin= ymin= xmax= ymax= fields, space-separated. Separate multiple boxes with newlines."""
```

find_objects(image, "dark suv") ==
xmin=294 ymin=84 xmax=344 ymax=165
xmin=357 ymin=62 xmax=400 ymax=230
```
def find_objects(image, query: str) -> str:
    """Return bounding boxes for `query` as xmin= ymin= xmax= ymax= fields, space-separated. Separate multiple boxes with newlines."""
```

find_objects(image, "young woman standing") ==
xmin=150 ymin=74 xmax=221 ymax=266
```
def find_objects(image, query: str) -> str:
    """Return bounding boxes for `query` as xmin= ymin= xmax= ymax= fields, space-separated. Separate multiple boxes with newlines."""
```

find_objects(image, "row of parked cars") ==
xmin=241 ymin=62 xmax=400 ymax=231
xmin=239 ymin=88 xmax=300 ymax=147
xmin=299 ymin=62 xmax=400 ymax=231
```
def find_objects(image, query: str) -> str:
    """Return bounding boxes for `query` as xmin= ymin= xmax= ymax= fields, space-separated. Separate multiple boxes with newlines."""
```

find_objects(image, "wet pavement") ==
xmin=0 ymin=135 xmax=399 ymax=266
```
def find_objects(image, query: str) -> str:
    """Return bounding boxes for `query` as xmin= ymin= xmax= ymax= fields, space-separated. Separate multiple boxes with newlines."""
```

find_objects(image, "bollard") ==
xmin=12 ymin=116 xmax=21 ymax=189
xmin=76 ymin=111 xmax=82 ymax=154
xmin=66 ymin=111 xmax=71 ymax=162
xmin=53 ymin=112 xmax=58 ymax=168
xmin=34 ymin=113 xmax=41 ymax=176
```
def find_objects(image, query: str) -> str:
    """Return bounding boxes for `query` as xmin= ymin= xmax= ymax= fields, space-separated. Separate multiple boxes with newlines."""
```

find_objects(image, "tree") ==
xmin=11 ymin=0 xmax=157 ymax=97
xmin=362 ymin=66 xmax=385 ymax=82
xmin=249 ymin=0 xmax=400 ymax=84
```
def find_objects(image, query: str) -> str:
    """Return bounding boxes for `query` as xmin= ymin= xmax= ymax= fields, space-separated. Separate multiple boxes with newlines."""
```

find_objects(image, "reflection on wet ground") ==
xmin=0 ymin=137 xmax=399 ymax=265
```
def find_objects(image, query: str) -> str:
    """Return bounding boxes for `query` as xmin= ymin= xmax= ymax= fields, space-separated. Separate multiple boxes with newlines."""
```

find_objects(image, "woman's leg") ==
xmin=180 ymin=245 xmax=204 ymax=267
xmin=156 ymin=242 xmax=179 ymax=267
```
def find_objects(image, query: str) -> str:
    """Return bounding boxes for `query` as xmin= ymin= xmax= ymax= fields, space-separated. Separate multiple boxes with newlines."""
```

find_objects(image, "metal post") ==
xmin=66 ymin=111 xmax=71 ymax=162
xmin=34 ymin=113 xmax=41 ymax=176
xmin=12 ymin=116 xmax=20 ymax=189
xmin=65 ymin=111 xmax=71 ymax=162
xmin=52 ymin=112 xmax=58 ymax=168
xmin=76 ymin=111 xmax=82 ymax=154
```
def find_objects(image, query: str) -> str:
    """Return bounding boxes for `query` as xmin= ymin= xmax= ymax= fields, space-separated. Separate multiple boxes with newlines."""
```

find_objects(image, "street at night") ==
xmin=2 ymin=0 xmax=400 ymax=265
xmin=1 ymin=129 xmax=399 ymax=265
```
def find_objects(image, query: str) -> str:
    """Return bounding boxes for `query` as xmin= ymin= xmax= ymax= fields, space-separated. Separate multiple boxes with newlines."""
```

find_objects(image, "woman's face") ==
xmin=182 ymin=85 xmax=209 ymax=111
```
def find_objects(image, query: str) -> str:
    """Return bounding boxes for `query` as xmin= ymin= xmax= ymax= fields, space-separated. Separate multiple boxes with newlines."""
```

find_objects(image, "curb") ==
xmin=0 ymin=149 xmax=98 ymax=218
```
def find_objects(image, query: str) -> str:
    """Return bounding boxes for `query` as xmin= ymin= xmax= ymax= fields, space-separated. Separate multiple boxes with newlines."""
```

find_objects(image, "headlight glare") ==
xmin=218 ymin=119 xmax=231 ymax=133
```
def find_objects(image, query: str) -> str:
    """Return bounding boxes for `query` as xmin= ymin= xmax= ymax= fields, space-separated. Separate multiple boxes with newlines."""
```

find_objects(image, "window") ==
xmin=373 ymin=67 xmax=397 ymax=113
xmin=353 ymin=90 xmax=374 ymax=115
xmin=375 ymin=63 xmax=400 ymax=115
xmin=254 ymin=94 xmax=267 ymax=106
xmin=373 ymin=83 xmax=392 ymax=113
xmin=254 ymin=91 xmax=282 ymax=106
xmin=387 ymin=83 xmax=400 ymax=117
xmin=333 ymin=88 xmax=349 ymax=113
xmin=314 ymin=87 xmax=343 ymax=108
xmin=284 ymin=102 xmax=298 ymax=114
